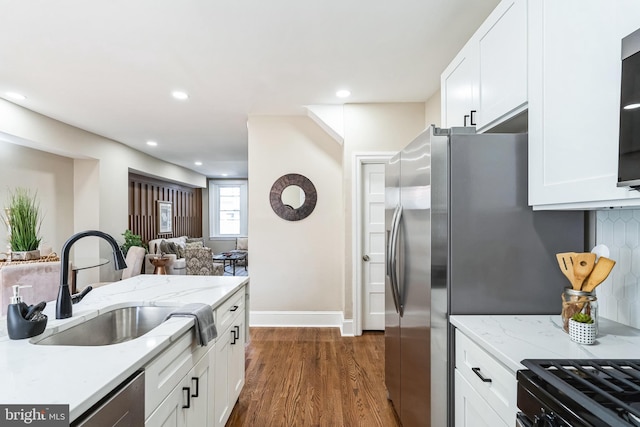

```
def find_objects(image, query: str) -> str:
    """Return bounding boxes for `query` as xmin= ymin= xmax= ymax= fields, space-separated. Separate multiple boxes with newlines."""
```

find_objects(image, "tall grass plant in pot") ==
xmin=2 ymin=188 xmax=43 ymax=260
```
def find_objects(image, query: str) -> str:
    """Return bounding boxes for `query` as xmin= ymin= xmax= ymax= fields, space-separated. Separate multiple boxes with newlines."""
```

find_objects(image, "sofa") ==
xmin=144 ymin=236 xmax=219 ymax=275
xmin=0 ymin=261 xmax=61 ymax=316
xmin=144 ymin=236 xmax=188 ymax=275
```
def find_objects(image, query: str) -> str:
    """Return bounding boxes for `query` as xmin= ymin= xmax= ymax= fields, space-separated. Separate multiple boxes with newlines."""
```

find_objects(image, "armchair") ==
xmin=185 ymin=246 xmax=223 ymax=276
xmin=230 ymin=237 xmax=248 ymax=267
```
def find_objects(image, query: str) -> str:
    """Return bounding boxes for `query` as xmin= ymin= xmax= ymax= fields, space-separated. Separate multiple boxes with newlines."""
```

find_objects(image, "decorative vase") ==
xmin=11 ymin=249 xmax=40 ymax=261
xmin=569 ymin=319 xmax=596 ymax=345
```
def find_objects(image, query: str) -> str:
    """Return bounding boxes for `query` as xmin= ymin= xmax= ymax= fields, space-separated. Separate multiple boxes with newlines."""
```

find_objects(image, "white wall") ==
xmin=0 ymin=140 xmax=74 ymax=255
xmin=0 ymin=99 xmax=206 ymax=283
xmin=247 ymin=116 xmax=344 ymax=318
xmin=425 ymin=88 xmax=442 ymax=127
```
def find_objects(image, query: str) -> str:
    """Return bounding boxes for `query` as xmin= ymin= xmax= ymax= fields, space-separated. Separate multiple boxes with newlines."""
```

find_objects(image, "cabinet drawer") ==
xmin=216 ymin=287 xmax=245 ymax=333
xmin=455 ymin=330 xmax=516 ymax=424
xmin=455 ymin=370 xmax=508 ymax=427
xmin=145 ymin=331 xmax=195 ymax=419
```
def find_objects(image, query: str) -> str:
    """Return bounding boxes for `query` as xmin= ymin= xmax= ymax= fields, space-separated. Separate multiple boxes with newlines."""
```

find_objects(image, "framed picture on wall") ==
xmin=157 ymin=201 xmax=172 ymax=233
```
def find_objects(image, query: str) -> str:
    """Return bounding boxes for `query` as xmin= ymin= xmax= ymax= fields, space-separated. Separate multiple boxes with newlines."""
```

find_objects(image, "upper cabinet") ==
xmin=443 ymin=0 xmax=640 ymax=209
xmin=441 ymin=0 xmax=527 ymax=132
xmin=528 ymin=1 xmax=640 ymax=209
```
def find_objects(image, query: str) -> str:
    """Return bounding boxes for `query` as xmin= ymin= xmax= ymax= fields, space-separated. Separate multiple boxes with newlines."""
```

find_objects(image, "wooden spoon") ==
xmin=556 ymin=252 xmax=576 ymax=288
xmin=572 ymin=252 xmax=597 ymax=290
xmin=582 ymin=257 xmax=616 ymax=292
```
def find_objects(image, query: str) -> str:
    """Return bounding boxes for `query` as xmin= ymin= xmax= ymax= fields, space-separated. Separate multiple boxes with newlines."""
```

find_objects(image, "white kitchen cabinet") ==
xmin=528 ymin=1 xmax=640 ymax=209
xmin=229 ymin=314 xmax=246 ymax=399
xmin=441 ymin=44 xmax=478 ymax=128
xmin=454 ymin=329 xmax=516 ymax=426
xmin=455 ymin=371 xmax=508 ymax=427
xmin=441 ymin=0 xmax=527 ymax=132
xmin=145 ymin=332 xmax=201 ymax=421
xmin=146 ymin=283 xmax=248 ymax=427
xmin=146 ymin=350 xmax=212 ymax=427
xmin=476 ymin=0 xmax=527 ymax=130
xmin=213 ymin=290 xmax=246 ymax=427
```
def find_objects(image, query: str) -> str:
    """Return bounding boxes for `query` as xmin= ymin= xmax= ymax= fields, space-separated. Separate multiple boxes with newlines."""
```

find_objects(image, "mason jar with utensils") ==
xmin=561 ymin=288 xmax=598 ymax=335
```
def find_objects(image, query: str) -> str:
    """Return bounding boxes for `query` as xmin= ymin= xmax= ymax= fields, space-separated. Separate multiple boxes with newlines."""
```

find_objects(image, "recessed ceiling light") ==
xmin=624 ymin=103 xmax=640 ymax=110
xmin=6 ymin=92 xmax=26 ymax=101
xmin=172 ymin=91 xmax=189 ymax=100
xmin=146 ymin=140 xmax=158 ymax=147
xmin=336 ymin=89 xmax=351 ymax=98
xmin=221 ymin=173 xmax=228 ymax=177
xmin=194 ymin=161 xmax=203 ymax=166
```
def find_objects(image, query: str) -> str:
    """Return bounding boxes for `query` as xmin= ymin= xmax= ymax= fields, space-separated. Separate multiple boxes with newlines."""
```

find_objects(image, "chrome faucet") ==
xmin=56 ymin=230 xmax=128 ymax=319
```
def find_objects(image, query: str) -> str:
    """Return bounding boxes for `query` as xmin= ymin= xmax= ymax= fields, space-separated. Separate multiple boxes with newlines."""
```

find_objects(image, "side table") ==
xmin=149 ymin=256 xmax=170 ymax=275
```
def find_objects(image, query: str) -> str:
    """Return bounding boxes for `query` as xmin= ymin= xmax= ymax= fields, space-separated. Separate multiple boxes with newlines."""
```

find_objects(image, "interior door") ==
xmin=362 ymin=162 xmax=386 ymax=330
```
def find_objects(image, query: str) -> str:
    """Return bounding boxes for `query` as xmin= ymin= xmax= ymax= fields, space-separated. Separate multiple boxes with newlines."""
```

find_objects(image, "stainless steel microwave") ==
xmin=618 ymin=27 xmax=640 ymax=188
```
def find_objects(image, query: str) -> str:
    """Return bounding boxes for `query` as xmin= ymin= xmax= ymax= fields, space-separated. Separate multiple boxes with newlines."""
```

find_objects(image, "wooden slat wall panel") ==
xmin=128 ymin=173 xmax=202 ymax=244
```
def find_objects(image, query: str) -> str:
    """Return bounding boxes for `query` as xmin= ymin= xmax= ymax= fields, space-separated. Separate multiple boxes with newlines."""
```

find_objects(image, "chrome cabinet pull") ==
xmin=471 ymin=367 xmax=492 ymax=383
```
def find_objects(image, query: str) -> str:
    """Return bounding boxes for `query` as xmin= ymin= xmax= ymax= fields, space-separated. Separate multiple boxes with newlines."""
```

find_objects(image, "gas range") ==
xmin=517 ymin=359 xmax=640 ymax=427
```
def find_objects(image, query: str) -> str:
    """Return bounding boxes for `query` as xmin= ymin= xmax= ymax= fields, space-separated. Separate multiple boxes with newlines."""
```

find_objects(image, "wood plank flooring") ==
xmin=226 ymin=327 xmax=401 ymax=427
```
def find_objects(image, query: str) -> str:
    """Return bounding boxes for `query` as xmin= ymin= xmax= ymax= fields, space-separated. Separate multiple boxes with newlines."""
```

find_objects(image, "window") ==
xmin=209 ymin=180 xmax=248 ymax=238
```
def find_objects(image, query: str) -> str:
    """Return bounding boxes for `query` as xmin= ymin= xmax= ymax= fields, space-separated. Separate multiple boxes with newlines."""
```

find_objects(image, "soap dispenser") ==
xmin=6 ymin=285 xmax=48 ymax=340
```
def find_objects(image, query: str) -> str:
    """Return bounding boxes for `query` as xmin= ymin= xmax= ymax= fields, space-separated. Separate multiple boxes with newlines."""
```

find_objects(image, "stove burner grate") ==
xmin=522 ymin=359 xmax=640 ymax=426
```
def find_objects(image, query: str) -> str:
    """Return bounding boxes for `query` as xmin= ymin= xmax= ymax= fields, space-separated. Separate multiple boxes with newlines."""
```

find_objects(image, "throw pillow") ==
xmin=186 ymin=237 xmax=204 ymax=245
xmin=159 ymin=240 xmax=179 ymax=256
xmin=185 ymin=241 xmax=204 ymax=249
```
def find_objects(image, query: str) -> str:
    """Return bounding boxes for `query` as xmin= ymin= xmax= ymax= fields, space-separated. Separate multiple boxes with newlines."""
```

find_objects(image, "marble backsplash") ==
xmin=595 ymin=209 xmax=640 ymax=329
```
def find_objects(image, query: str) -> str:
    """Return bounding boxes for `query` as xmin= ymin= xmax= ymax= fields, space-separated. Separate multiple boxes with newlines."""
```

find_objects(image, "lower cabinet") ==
xmin=145 ymin=285 xmax=248 ymax=427
xmin=455 ymin=371 xmax=508 ymax=427
xmin=146 ymin=350 xmax=212 ymax=427
xmin=454 ymin=330 xmax=516 ymax=427
xmin=214 ymin=308 xmax=246 ymax=427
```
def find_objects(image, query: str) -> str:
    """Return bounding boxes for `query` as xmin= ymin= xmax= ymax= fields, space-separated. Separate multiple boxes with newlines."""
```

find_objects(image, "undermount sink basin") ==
xmin=35 ymin=305 xmax=179 ymax=346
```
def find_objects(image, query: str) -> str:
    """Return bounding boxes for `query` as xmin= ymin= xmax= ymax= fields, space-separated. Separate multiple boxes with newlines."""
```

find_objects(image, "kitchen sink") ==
xmin=35 ymin=305 xmax=179 ymax=346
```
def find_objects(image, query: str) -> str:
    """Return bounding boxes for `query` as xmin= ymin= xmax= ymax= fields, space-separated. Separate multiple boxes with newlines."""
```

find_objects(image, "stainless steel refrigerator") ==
xmin=384 ymin=126 xmax=585 ymax=427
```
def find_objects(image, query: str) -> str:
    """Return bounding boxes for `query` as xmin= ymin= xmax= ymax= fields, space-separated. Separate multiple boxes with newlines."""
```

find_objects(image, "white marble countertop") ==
xmin=0 ymin=274 xmax=249 ymax=421
xmin=450 ymin=315 xmax=640 ymax=373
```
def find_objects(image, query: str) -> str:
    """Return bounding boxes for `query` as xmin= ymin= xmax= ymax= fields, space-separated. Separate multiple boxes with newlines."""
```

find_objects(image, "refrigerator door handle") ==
xmin=387 ymin=204 xmax=400 ymax=313
xmin=390 ymin=204 xmax=403 ymax=315
xmin=387 ymin=205 xmax=399 ymax=275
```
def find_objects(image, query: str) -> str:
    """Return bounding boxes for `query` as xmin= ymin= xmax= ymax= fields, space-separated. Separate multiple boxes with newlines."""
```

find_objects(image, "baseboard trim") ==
xmin=250 ymin=311 xmax=354 ymax=336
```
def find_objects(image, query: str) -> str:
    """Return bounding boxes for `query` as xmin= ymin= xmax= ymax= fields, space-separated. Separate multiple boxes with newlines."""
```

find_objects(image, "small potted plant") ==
xmin=569 ymin=312 xmax=596 ymax=345
xmin=120 ymin=230 xmax=147 ymax=256
xmin=2 ymin=188 xmax=43 ymax=260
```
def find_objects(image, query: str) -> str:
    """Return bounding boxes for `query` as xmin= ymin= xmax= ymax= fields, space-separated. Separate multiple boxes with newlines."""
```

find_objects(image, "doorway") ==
xmin=352 ymin=153 xmax=393 ymax=336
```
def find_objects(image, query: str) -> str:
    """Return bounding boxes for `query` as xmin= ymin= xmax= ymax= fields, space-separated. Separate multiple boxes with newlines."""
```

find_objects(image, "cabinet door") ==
xmin=441 ymin=44 xmax=478 ymax=128
xmin=455 ymin=371 xmax=508 ymax=427
xmin=186 ymin=352 xmax=211 ymax=427
xmin=229 ymin=313 xmax=246 ymax=403
xmin=529 ymin=0 xmax=640 ymax=208
xmin=477 ymin=0 xmax=527 ymax=130
xmin=145 ymin=380 xmax=188 ymax=427
xmin=214 ymin=327 xmax=232 ymax=427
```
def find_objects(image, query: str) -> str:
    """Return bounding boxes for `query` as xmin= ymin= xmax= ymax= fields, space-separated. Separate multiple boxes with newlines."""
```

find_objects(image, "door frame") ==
xmin=352 ymin=151 xmax=394 ymax=336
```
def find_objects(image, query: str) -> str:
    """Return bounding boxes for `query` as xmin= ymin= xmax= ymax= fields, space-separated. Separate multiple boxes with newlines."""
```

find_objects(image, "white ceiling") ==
xmin=0 ymin=0 xmax=499 ymax=178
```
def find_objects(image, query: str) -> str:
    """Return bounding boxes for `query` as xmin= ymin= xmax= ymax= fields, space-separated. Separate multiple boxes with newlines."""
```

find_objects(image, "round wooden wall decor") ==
xmin=269 ymin=173 xmax=317 ymax=221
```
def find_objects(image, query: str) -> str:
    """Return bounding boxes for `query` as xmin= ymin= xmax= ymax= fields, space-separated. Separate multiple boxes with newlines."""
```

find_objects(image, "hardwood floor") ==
xmin=226 ymin=327 xmax=401 ymax=427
